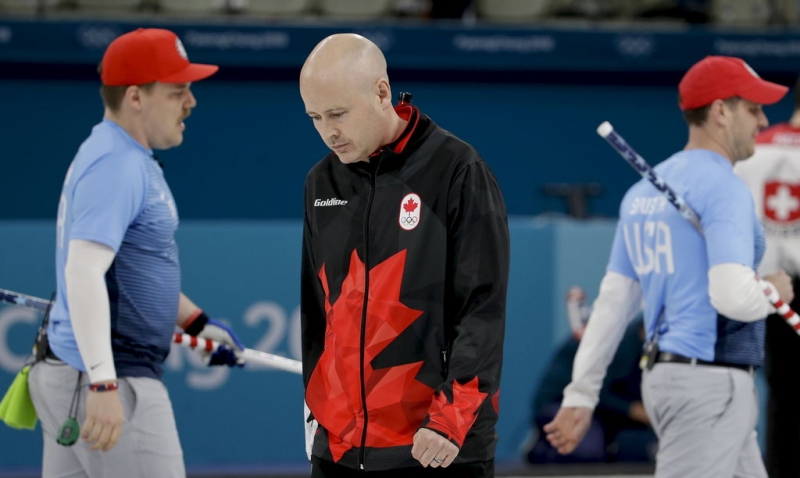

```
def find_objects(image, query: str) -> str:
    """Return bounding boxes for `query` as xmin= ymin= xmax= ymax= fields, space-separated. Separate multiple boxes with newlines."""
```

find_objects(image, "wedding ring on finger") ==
xmin=432 ymin=458 xmax=443 ymax=464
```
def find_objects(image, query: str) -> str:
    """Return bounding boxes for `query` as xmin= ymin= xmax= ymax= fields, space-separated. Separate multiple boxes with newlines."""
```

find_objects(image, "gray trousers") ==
xmin=28 ymin=358 xmax=185 ymax=478
xmin=642 ymin=362 xmax=766 ymax=478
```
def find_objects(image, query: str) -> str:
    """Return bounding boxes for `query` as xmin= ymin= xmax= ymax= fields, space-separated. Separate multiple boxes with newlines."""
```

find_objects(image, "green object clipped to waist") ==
xmin=0 ymin=365 xmax=38 ymax=430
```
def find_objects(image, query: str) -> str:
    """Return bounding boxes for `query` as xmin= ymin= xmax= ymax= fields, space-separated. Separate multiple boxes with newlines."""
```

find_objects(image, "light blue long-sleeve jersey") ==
xmin=608 ymin=149 xmax=766 ymax=366
xmin=49 ymin=119 xmax=181 ymax=379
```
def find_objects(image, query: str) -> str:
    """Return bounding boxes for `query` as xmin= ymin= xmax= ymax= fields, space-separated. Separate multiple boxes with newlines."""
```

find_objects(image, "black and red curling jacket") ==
xmin=301 ymin=102 xmax=510 ymax=472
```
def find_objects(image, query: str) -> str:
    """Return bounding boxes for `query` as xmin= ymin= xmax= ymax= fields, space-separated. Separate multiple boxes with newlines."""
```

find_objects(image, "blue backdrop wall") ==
xmin=2 ymin=19 xmax=799 ymax=221
xmin=4 ymin=79 xmax=696 ymax=220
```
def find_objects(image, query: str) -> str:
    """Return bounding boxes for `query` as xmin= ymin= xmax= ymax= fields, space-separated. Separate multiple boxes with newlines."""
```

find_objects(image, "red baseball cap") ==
xmin=678 ymin=56 xmax=787 ymax=110
xmin=101 ymin=28 xmax=218 ymax=86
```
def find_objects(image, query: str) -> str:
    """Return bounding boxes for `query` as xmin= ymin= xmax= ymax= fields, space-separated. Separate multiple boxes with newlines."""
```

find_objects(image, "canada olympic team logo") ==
xmin=399 ymin=193 xmax=421 ymax=231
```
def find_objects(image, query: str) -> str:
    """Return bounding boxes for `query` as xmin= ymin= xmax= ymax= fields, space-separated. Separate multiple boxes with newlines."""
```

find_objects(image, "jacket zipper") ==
xmin=358 ymin=160 xmax=379 ymax=471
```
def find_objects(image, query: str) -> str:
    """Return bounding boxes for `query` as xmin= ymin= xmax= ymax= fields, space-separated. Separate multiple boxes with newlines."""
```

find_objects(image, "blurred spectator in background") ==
xmin=635 ymin=0 xmax=711 ymax=23
xmin=522 ymin=286 xmax=656 ymax=464
xmin=429 ymin=0 xmax=474 ymax=19
xmin=734 ymin=78 xmax=800 ymax=478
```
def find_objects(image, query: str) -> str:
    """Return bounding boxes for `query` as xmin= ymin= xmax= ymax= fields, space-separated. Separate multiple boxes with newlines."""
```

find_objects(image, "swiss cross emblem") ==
xmin=399 ymin=193 xmax=421 ymax=231
xmin=764 ymin=180 xmax=800 ymax=222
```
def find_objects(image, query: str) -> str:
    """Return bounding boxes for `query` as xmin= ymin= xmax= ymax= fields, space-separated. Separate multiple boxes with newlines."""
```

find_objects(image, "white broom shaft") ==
xmin=172 ymin=333 xmax=302 ymax=374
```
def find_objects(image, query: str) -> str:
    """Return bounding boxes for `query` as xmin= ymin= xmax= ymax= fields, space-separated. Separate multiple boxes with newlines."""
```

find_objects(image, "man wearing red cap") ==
xmin=27 ymin=28 xmax=244 ymax=477
xmin=544 ymin=55 xmax=795 ymax=477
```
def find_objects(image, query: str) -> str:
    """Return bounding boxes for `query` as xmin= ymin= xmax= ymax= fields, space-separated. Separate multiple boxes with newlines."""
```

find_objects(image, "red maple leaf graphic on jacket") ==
xmin=403 ymin=197 xmax=419 ymax=213
xmin=307 ymin=249 xmax=433 ymax=462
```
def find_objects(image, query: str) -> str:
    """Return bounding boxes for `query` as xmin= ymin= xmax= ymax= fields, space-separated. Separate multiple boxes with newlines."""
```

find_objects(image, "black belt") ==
xmin=655 ymin=352 xmax=755 ymax=373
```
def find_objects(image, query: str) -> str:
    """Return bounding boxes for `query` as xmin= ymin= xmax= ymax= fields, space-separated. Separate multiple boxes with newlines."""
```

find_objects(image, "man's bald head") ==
xmin=300 ymin=34 xmax=388 ymax=93
xmin=299 ymin=33 xmax=406 ymax=164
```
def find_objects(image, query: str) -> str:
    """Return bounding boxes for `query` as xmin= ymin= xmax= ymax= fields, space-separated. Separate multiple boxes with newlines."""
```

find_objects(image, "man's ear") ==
xmin=376 ymin=78 xmax=392 ymax=109
xmin=125 ymin=85 xmax=144 ymax=112
xmin=708 ymin=99 xmax=730 ymax=127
